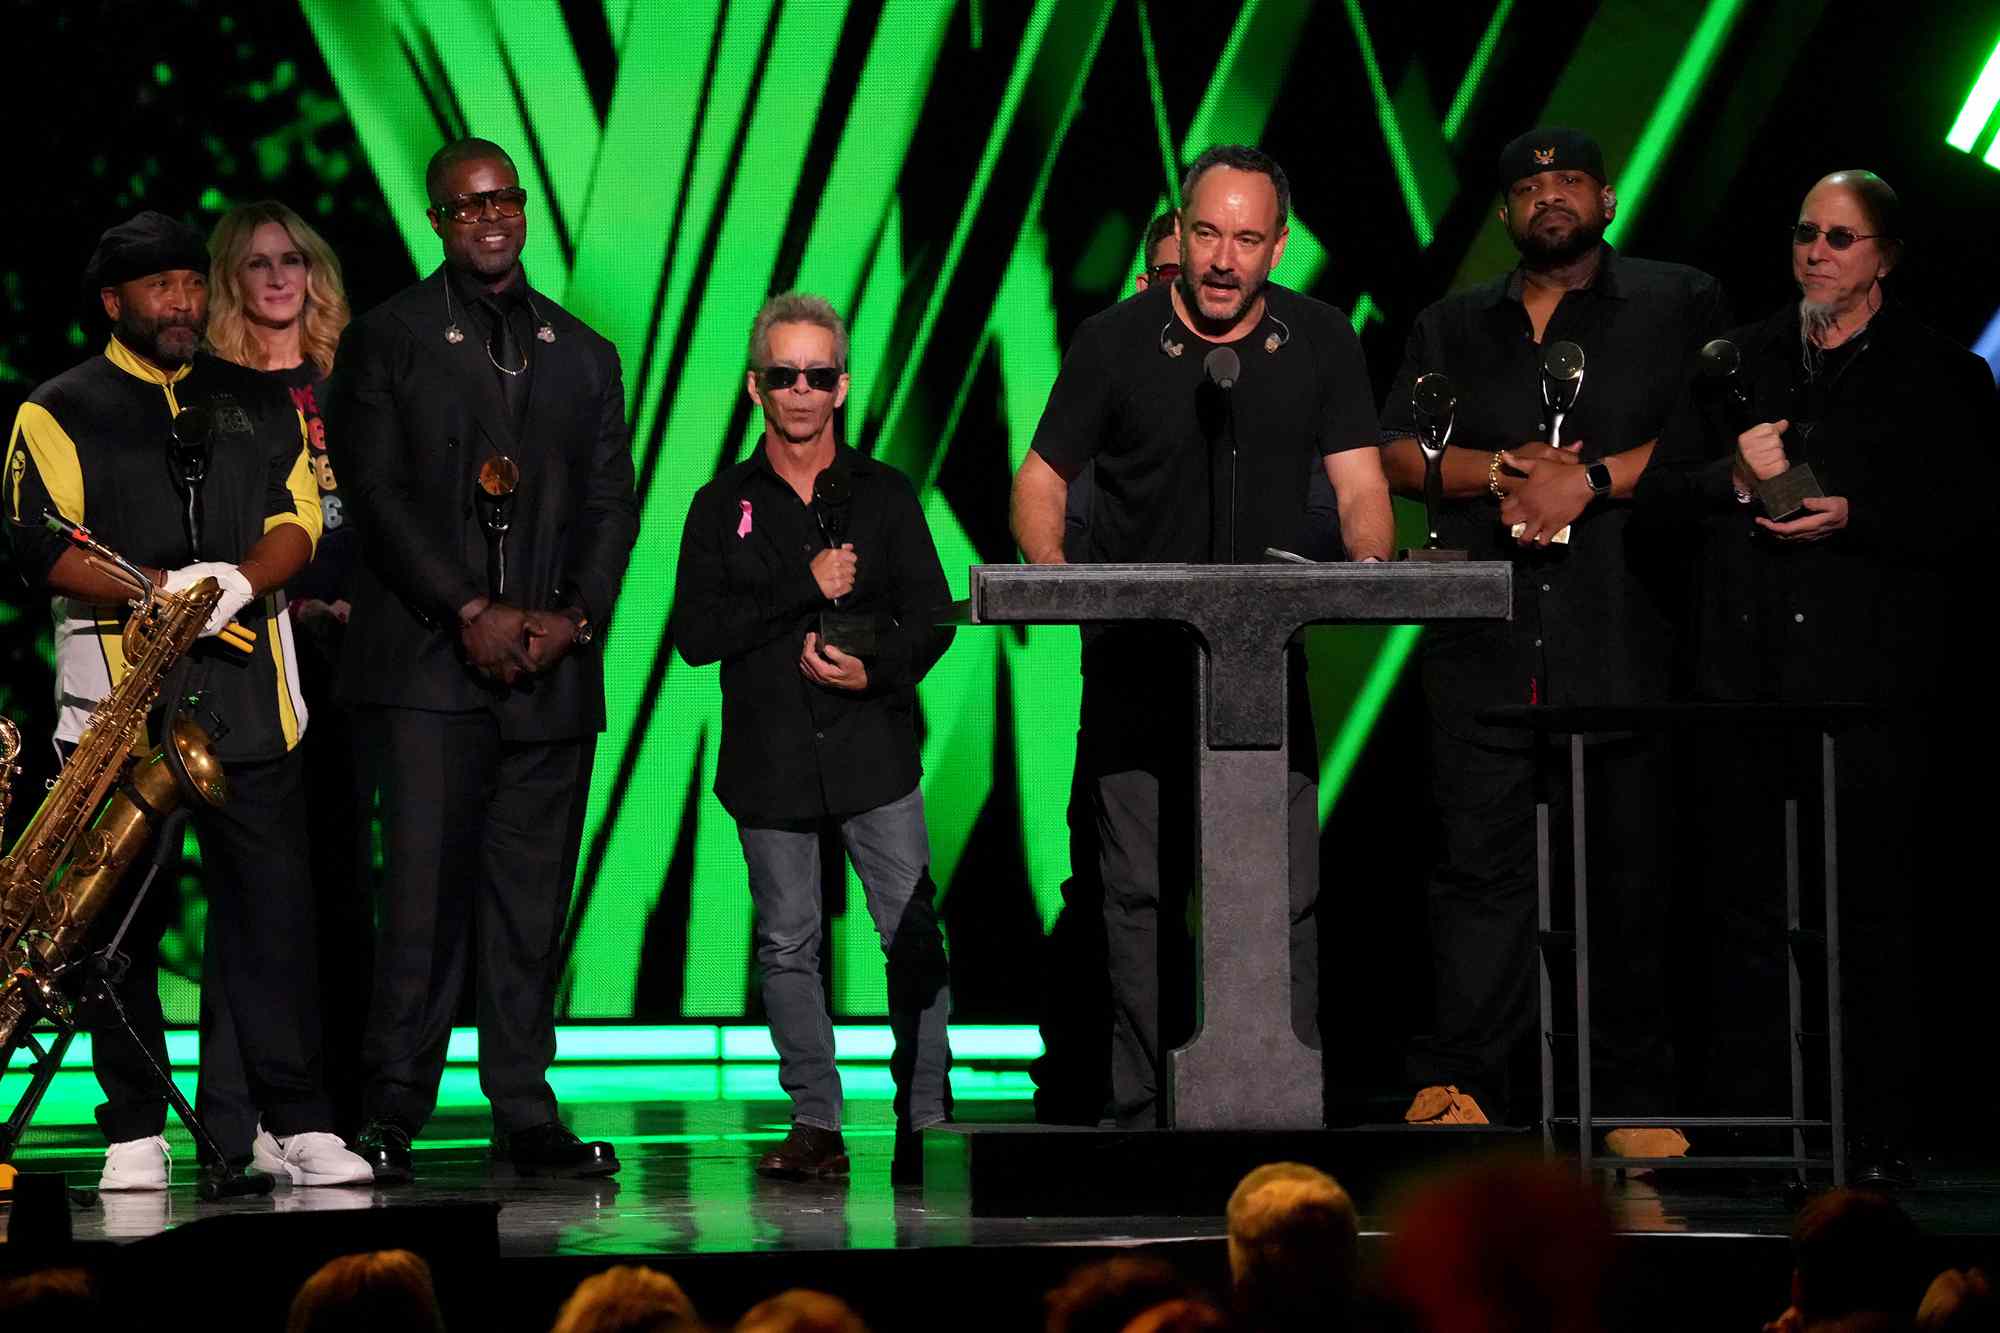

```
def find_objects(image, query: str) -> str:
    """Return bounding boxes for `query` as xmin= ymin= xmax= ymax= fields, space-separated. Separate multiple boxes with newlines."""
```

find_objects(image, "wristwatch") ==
xmin=560 ymin=605 xmax=593 ymax=647
xmin=1585 ymin=461 xmax=1613 ymax=497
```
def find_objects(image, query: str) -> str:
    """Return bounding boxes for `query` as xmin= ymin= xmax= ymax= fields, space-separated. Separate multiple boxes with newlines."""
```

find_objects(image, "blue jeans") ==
xmin=738 ymin=787 xmax=952 ymax=1132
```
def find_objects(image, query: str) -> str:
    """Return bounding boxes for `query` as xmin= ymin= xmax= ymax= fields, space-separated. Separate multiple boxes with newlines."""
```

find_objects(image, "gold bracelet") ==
xmin=1487 ymin=451 xmax=1505 ymax=498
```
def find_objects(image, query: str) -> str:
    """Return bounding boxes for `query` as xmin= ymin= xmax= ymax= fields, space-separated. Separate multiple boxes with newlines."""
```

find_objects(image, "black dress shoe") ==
xmin=1851 ymin=1136 xmax=1915 ymax=1190
xmin=756 ymin=1125 xmax=849 ymax=1181
xmin=355 ymin=1120 xmax=414 ymax=1185
xmin=498 ymin=1121 xmax=620 ymax=1177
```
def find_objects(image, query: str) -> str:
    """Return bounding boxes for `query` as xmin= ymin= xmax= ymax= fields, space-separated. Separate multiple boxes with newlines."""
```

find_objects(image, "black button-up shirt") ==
xmin=671 ymin=444 xmax=953 ymax=824
xmin=1380 ymin=246 xmax=1728 ymax=744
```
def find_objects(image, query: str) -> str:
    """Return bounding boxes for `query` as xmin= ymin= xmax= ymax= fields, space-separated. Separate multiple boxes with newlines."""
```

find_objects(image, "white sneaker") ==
xmin=99 ymin=1135 xmax=170 ymax=1191
xmin=251 ymin=1126 xmax=375 ymax=1187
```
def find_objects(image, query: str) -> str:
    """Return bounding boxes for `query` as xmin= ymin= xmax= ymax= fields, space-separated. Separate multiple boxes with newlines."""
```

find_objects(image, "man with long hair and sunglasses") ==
xmin=1641 ymin=171 xmax=2000 ymax=1185
xmin=327 ymin=137 xmax=638 ymax=1182
xmin=671 ymin=293 xmax=955 ymax=1184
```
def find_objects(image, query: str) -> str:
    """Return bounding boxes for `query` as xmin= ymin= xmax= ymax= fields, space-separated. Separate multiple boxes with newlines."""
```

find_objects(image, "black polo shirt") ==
xmin=671 ymin=443 xmax=953 ymax=825
xmin=1380 ymin=246 xmax=1728 ymax=744
xmin=1031 ymin=281 xmax=1379 ymax=567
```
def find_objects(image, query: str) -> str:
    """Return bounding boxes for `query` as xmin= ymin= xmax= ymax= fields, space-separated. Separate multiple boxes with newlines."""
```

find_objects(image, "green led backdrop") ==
xmin=5 ymin=2 xmax=1998 ymax=1033
xmin=296 ymin=0 xmax=1754 ymax=1023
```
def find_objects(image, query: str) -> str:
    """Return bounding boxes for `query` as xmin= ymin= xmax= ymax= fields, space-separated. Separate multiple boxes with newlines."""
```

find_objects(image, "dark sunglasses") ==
xmin=435 ymin=188 xmax=529 ymax=224
xmin=1790 ymin=221 xmax=1886 ymax=251
xmin=1147 ymin=262 xmax=1182 ymax=282
xmin=760 ymin=365 xmax=842 ymax=392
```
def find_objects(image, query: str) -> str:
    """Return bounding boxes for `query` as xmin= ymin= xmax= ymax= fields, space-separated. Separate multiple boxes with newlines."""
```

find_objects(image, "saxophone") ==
xmin=0 ymin=520 xmax=228 ymax=1065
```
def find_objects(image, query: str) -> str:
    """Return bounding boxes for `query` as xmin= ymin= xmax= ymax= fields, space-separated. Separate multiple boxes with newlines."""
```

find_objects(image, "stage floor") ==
xmin=7 ymin=1065 xmax=2000 ymax=1255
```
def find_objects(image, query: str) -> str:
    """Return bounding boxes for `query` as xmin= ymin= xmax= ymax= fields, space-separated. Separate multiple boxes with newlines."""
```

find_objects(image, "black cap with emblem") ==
xmin=1496 ymin=128 xmax=1607 ymax=193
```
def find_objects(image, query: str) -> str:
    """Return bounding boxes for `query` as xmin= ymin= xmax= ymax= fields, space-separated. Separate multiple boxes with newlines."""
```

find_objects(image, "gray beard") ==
xmin=1798 ymin=298 xmax=1841 ymax=376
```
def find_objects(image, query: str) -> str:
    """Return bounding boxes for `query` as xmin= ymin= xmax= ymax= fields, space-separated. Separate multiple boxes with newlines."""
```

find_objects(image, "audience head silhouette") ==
xmin=285 ymin=1250 xmax=445 ymax=1333
xmin=1226 ymin=1161 xmax=1359 ymax=1330
xmin=1046 ymin=1257 xmax=1199 ymax=1333
xmin=551 ymin=1264 xmax=700 ymax=1333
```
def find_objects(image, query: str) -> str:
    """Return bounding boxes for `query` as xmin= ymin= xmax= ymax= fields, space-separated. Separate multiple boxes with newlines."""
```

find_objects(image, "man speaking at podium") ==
xmin=1010 ymin=145 xmax=1393 ymax=1128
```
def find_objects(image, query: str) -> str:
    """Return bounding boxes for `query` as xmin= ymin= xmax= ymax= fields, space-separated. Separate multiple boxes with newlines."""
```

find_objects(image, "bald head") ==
xmin=1808 ymin=169 xmax=1896 ymax=244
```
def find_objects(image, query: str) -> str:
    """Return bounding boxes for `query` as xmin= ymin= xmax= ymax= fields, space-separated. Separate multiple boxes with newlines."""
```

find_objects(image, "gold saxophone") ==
xmin=0 ymin=524 xmax=228 ymax=1062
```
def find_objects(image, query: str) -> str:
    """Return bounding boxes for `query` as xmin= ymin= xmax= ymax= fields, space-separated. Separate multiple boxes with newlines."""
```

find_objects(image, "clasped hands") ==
xmin=1495 ymin=440 xmax=1592 ymax=547
xmin=459 ymin=598 xmax=577 ymax=685
xmin=1735 ymin=419 xmax=1849 ymax=542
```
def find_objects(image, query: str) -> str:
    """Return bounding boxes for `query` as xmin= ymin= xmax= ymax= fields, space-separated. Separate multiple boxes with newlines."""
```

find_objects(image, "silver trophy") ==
xmin=1401 ymin=372 xmax=1468 ymax=561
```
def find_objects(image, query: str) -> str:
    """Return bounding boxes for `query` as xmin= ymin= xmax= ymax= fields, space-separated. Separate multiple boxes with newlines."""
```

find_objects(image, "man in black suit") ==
xmin=328 ymin=138 xmax=638 ymax=1181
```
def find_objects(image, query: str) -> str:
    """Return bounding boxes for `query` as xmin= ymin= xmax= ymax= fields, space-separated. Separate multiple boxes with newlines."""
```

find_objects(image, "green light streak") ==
xmin=1341 ymin=0 xmax=1433 ymax=249
xmin=20 ymin=1024 xmax=1049 ymax=1074
xmin=1602 ymin=0 xmax=1745 ymax=249
xmin=1318 ymin=623 xmax=1422 ymax=820
xmin=568 ymin=0 xmax=854 ymax=1016
xmin=876 ymin=0 xmax=1063 ymax=476
xmin=1441 ymin=0 xmax=1514 ymax=142
xmin=989 ymin=226 xmax=1080 ymax=931
xmin=1947 ymin=37 xmax=2000 ymax=152
xmin=1349 ymin=291 xmax=1382 ymax=333
xmin=1136 ymin=0 xmax=1181 ymax=204
xmin=300 ymin=0 xmax=458 ymax=268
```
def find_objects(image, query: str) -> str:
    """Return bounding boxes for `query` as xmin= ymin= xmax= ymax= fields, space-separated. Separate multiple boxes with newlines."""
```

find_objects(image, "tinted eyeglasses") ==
xmin=1790 ymin=221 xmax=1886 ymax=251
xmin=1147 ymin=262 xmax=1182 ymax=283
xmin=760 ymin=365 xmax=842 ymax=392
xmin=435 ymin=188 xmax=529 ymax=224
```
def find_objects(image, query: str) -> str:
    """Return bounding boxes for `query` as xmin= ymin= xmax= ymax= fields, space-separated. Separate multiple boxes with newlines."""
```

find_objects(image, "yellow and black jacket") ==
xmin=5 ymin=338 xmax=321 ymax=763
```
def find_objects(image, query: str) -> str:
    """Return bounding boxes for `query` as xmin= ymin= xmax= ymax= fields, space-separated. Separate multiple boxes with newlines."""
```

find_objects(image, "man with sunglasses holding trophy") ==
xmin=328 ymin=137 xmax=638 ymax=1182
xmin=672 ymin=293 xmax=955 ymax=1185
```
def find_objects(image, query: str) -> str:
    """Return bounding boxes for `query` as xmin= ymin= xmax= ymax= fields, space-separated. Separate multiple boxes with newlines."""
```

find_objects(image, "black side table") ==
xmin=1478 ymin=702 xmax=1883 ymax=1187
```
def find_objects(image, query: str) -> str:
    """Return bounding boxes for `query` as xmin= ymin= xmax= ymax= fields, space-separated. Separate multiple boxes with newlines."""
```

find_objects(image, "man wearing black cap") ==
xmin=1379 ymin=129 xmax=1727 ymax=1152
xmin=5 ymin=210 xmax=371 ymax=1189
xmin=328 ymin=138 xmax=637 ymax=1182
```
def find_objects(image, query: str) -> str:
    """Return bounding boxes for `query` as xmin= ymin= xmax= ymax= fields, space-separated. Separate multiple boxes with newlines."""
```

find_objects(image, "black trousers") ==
xmin=1408 ymin=725 xmax=1673 ymax=1121
xmin=356 ymin=707 xmax=591 ymax=1136
xmin=1693 ymin=722 xmax=1920 ymax=1141
xmin=89 ymin=747 xmax=332 ymax=1144
xmin=195 ymin=690 xmax=373 ymax=1158
xmin=1078 ymin=632 xmax=1321 ymax=1128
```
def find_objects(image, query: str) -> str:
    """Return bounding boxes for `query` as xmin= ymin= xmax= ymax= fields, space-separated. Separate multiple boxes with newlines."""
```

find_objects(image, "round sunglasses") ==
xmin=1790 ymin=221 xmax=1888 ymax=251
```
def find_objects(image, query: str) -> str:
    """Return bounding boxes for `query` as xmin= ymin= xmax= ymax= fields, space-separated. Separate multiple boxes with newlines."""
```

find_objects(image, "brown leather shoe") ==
xmin=756 ymin=1125 xmax=849 ymax=1181
xmin=1403 ymin=1085 xmax=1490 ymax=1125
xmin=1604 ymin=1127 xmax=1690 ymax=1160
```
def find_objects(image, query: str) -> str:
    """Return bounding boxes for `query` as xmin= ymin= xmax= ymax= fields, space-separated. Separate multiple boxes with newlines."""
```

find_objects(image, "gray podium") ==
xmin=954 ymin=562 xmax=1511 ymax=1128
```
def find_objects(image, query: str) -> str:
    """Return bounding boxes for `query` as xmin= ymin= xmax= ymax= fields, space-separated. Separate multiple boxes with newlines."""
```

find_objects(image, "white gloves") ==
xmin=163 ymin=562 xmax=256 ymax=638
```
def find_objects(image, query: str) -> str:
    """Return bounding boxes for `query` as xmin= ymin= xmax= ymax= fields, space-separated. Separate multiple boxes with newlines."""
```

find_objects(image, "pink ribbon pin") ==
xmin=736 ymin=499 xmax=753 ymax=538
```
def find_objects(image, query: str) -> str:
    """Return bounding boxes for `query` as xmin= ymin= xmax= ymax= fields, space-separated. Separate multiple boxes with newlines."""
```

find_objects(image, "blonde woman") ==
xmin=206 ymin=201 xmax=352 ymax=618
xmin=202 ymin=201 xmax=371 ymax=1165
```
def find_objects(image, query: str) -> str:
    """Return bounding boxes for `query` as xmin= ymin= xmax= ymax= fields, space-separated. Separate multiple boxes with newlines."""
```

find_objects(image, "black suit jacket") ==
xmin=326 ymin=266 xmax=638 ymax=740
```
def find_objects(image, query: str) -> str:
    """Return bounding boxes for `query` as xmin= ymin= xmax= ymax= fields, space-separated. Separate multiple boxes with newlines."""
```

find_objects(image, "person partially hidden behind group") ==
xmin=195 ymin=198 xmax=373 ymax=1157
